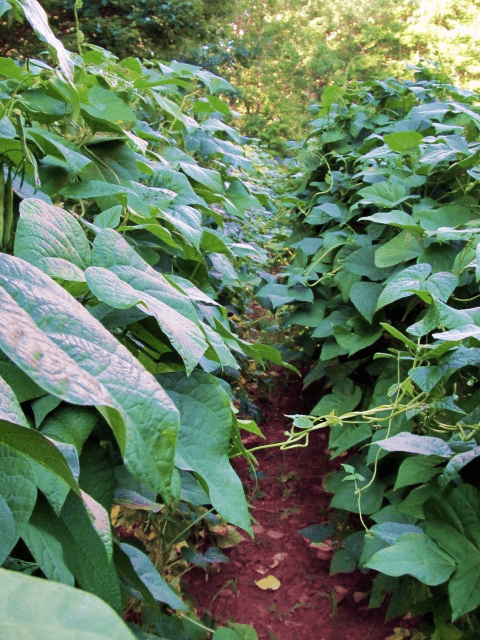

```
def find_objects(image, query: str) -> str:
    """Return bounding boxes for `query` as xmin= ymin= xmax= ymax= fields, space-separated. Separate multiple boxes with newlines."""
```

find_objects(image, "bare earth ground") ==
xmin=182 ymin=370 xmax=422 ymax=640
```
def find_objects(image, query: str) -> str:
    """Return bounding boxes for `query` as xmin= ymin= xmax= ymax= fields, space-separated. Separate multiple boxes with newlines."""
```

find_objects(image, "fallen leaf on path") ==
xmin=255 ymin=575 xmax=281 ymax=591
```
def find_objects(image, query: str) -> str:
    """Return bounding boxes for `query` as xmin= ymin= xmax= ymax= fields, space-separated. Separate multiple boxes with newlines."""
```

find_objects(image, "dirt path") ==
xmin=182 ymin=371 xmax=422 ymax=640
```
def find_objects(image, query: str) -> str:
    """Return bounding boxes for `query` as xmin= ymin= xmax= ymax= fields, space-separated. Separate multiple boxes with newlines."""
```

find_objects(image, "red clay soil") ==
xmin=182 ymin=370 xmax=422 ymax=640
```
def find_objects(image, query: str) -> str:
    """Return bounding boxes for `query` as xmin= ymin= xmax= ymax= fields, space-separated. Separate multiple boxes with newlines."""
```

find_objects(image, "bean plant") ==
xmin=0 ymin=2 xmax=282 ymax=638
xmin=257 ymin=68 xmax=480 ymax=638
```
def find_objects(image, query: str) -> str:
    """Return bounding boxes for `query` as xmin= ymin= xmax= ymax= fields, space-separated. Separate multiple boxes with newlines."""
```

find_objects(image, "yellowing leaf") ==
xmin=255 ymin=575 xmax=281 ymax=591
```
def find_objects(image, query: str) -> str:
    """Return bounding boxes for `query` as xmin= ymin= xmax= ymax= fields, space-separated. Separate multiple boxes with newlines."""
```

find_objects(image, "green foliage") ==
xmin=0 ymin=567 xmax=137 ymax=639
xmin=0 ymin=3 xmax=277 ymax=637
xmin=264 ymin=74 xmax=480 ymax=635
xmin=0 ymin=0 xmax=235 ymax=61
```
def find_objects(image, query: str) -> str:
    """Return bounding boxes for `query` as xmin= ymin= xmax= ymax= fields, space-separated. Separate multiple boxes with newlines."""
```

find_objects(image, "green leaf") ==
xmin=369 ymin=522 xmax=423 ymax=545
xmin=375 ymin=432 xmax=454 ymax=457
xmin=394 ymin=455 xmax=443 ymax=490
xmin=0 ymin=254 xmax=180 ymax=501
xmin=360 ymin=210 xmax=421 ymax=230
xmin=374 ymin=230 xmax=423 ymax=268
xmin=180 ymin=161 xmax=224 ymax=193
xmin=58 ymin=490 xmax=121 ymax=611
xmin=300 ymin=523 xmax=334 ymax=542
xmin=414 ymin=204 xmax=474 ymax=231
xmin=95 ymin=206 xmax=122 ymax=230
xmin=365 ymin=532 xmax=455 ymax=585
xmin=16 ymin=0 xmax=74 ymax=81
xmin=0 ymin=376 xmax=29 ymax=427
xmin=0 ymin=444 xmax=36 ymax=540
xmin=256 ymin=283 xmax=313 ymax=309
xmin=329 ymin=548 xmax=357 ymax=574
xmin=0 ymin=421 xmax=79 ymax=496
xmin=384 ymin=131 xmax=424 ymax=152
xmin=225 ymin=623 xmax=258 ymax=640
xmin=21 ymin=500 xmax=74 ymax=585
xmin=333 ymin=320 xmax=383 ymax=356
xmin=358 ymin=181 xmax=410 ymax=208
xmin=376 ymin=263 xmax=431 ymax=309
xmin=328 ymin=423 xmax=372 ymax=458
xmin=81 ymin=85 xmax=136 ymax=132
xmin=159 ymin=371 xmax=252 ymax=535
xmin=326 ymin=459 xmax=384 ymax=514
xmin=423 ymin=520 xmax=480 ymax=619
xmin=305 ymin=203 xmax=344 ymax=225
xmin=311 ymin=379 xmax=362 ymax=417
xmin=342 ymin=245 xmax=391 ymax=281
xmin=31 ymin=394 xmax=62 ymax=427
xmin=430 ymin=624 xmax=462 ymax=640
xmin=25 ymin=127 xmax=91 ymax=174
xmin=40 ymin=405 xmax=97 ymax=454
xmin=0 ymin=568 xmax=136 ymax=639
xmin=380 ymin=323 xmax=418 ymax=349
xmin=0 ymin=494 xmax=16 ymax=565
xmin=14 ymin=199 xmax=91 ymax=282
xmin=120 ymin=543 xmax=186 ymax=610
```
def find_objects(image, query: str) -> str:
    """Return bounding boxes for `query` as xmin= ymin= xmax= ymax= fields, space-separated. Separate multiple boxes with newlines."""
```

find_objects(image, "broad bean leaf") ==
xmin=384 ymin=131 xmax=424 ymax=152
xmin=120 ymin=543 xmax=186 ymax=611
xmin=158 ymin=371 xmax=252 ymax=534
xmin=375 ymin=432 xmax=454 ymax=457
xmin=256 ymin=283 xmax=313 ymax=309
xmin=0 ymin=376 xmax=29 ymax=426
xmin=423 ymin=521 xmax=480 ymax=619
xmin=85 ymin=266 xmax=207 ymax=374
xmin=0 ymin=444 xmax=37 ymax=531
xmin=16 ymin=0 xmax=74 ymax=81
xmin=374 ymin=230 xmax=423 ymax=268
xmin=0 ymin=568 xmax=136 ymax=639
xmin=14 ymin=199 xmax=91 ymax=282
xmin=0 ymin=253 xmax=180 ymax=501
xmin=21 ymin=500 xmax=74 ymax=585
xmin=57 ymin=490 xmax=121 ymax=611
xmin=369 ymin=522 xmax=424 ymax=545
xmin=326 ymin=458 xmax=384 ymax=514
xmin=365 ymin=532 xmax=455 ymax=585
xmin=0 ymin=493 xmax=16 ymax=565
xmin=377 ymin=264 xmax=431 ymax=309
xmin=394 ymin=455 xmax=443 ymax=490
xmin=357 ymin=181 xmax=410 ymax=208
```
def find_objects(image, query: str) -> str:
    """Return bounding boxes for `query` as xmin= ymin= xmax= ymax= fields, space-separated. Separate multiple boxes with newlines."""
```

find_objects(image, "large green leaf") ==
xmin=16 ymin=0 xmax=74 ymax=81
xmin=423 ymin=520 xmax=480 ymax=619
xmin=0 ymin=376 xmax=29 ymax=426
xmin=365 ymin=532 xmax=455 ymax=585
xmin=349 ymin=281 xmax=383 ymax=323
xmin=384 ymin=131 xmax=424 ymax=152
xmin=0 ymin=442 xmax=37 ymax=562
xmin=374 ymin=230 xmax=423 ymax=268
xmin=357 ymin=181 xmax=411 ymax=208
xmin=375 ymin=432 xmax=454 ymax=457
xmin=120 ymin=543 xmax=186 ymax=611
xmin=0 ymin=568 xmax=136 ymax=639
xmin=0 ymin=254 xmax=180 ymax=501
xmin=14 ymin=199 xmax=92 ymax=282
xmin=158 ymin=371 xmax=252 ymax=535
xmin=57 ymin=490 xmax=121 ymax=610
xmin=376 ymin=263 xmax=431 ymax=309
xmin=22 ymin=500 xmax=74 ymax=585
xmin=0 ymin=493 xmax=16 ymax=565
xmin=85 ymin=266 xmax=207 ymax=374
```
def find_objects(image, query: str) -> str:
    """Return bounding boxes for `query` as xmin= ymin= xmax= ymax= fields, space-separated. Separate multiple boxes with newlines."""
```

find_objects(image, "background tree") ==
xmin=0 ymin=0 xmax=235 ymax=60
